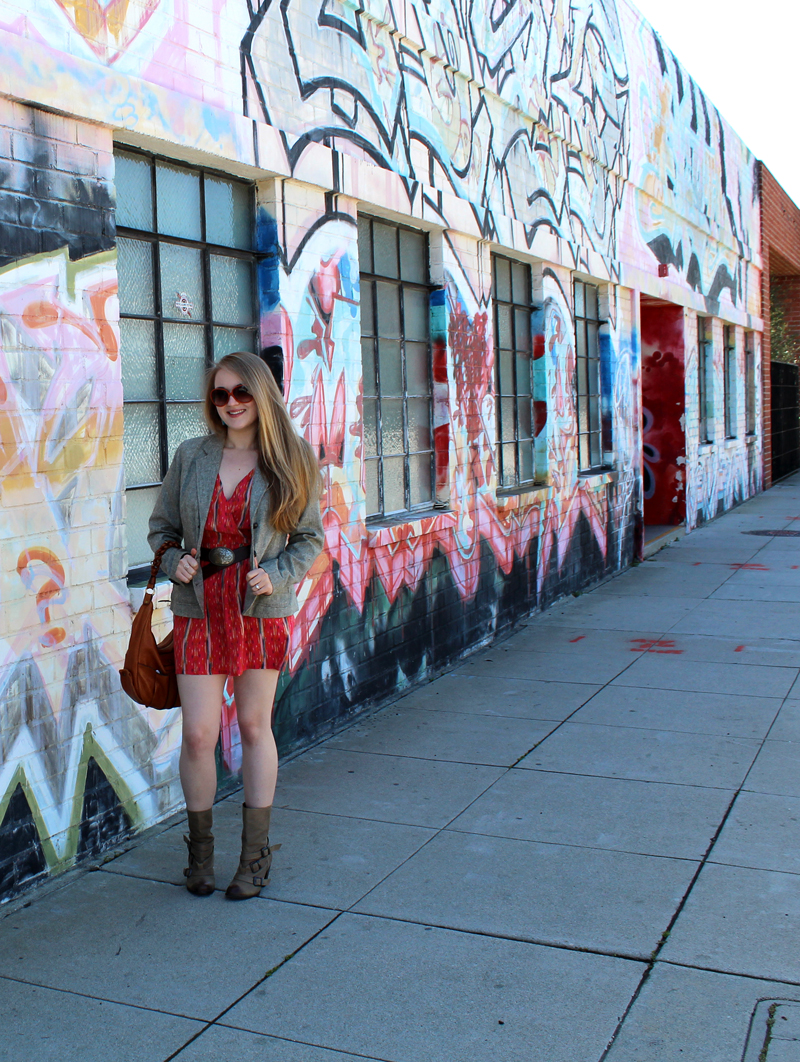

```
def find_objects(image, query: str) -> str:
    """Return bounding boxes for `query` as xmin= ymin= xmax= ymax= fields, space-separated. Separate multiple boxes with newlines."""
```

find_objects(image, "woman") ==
xmin=148 ymin=352 xmax=323 ymax=899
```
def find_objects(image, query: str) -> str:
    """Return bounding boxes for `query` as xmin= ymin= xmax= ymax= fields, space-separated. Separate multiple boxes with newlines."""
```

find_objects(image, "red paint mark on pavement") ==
xmin=569 ymin=636 xmax=585 ymax=643
xmin=630 ymin=638 xmax=683 ymax=655
xmin=693 ymin=562 xmax=702 ymax=566
xmin=729 ymin=563 xmax=770 ymax=571
xmin=734 ymin=645 xmax=746 ymax=653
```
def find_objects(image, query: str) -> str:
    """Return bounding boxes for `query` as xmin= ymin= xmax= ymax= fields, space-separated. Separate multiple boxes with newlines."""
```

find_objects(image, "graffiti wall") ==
xmin=0 ymin=0 xmax=763 ymax=895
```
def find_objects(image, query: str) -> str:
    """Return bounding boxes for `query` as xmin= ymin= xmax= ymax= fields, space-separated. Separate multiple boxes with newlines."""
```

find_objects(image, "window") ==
xmin=745 ymin=331 xmax=757 ymax=435
xmin=574 ymin=279 xmax=605 ymax=470
xmin=698 ymin=316 xmax=713 ymax=443
xmin=724 ymin=325 xmax=737 ymax=438
xmin=359 ymin=216 xmax=432 ymax=517
xmin=115 ymin=148 xmax=257 ymax=575
xmin=492 ymin=255 xmax=536 ymax=487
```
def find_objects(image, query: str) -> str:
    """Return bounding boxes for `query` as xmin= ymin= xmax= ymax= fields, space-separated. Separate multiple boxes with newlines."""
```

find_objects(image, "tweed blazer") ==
xmin=147 ymin=434 xmax=324 ymax=619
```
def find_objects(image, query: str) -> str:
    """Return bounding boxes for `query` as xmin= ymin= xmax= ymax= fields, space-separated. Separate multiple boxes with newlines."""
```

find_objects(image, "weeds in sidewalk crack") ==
xmin=759 ymin=1002 xmax=778 ymax=1062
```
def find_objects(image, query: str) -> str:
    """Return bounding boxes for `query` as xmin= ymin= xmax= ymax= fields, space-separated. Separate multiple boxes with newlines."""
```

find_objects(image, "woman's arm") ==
xmin=147 ymin=443 xmax=188 ymax=582
xmin=256 ymin=488 xmax=324 ymax=596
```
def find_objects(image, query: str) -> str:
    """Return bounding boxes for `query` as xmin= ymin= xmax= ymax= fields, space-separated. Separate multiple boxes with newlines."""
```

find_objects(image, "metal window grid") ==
xmin=745 ymin=331 xmax=757 ymax=435
xmin=573 ymin=280 xmax=604 ymax=471
xmin=724 ymin=324 xmax=737 ymax=439
xmin=698 ymin=316 xmax=713 ymax=443
xmin=359 ymin=216 xmax=434 ymax=518
xmin=492 ymin=254 xmax=535 ymax=489
xmin=116 ymin=147 xmax=258 ymax=579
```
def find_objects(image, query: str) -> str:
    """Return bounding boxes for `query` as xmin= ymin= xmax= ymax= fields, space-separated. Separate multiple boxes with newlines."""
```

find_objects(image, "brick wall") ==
xmin=760 ymin=164 xmax=800 ymax=486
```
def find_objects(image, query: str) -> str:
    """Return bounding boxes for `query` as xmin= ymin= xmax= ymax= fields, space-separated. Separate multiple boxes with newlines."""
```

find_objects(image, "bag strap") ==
xmin=147 ymin=541 xmax=182 ymax=595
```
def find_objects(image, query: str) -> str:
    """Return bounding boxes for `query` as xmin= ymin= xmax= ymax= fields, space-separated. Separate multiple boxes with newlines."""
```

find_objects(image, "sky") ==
xmin=629 ymin=0 xmax=800 ymax=205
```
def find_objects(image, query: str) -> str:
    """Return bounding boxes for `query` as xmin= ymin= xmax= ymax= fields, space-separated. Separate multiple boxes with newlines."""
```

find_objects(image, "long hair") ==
xmin=204 ymin=352 xmax=320 ymax=534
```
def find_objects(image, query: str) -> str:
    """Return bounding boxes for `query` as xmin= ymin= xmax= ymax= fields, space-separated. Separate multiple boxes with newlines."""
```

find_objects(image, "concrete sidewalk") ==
xmin=4 ymin=477 xmax=800 ymax=1062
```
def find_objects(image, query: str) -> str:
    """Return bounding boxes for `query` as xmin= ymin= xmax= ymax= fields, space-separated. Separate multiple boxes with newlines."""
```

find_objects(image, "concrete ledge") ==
xmin=643 ymin=524 xmax=686 ymax=558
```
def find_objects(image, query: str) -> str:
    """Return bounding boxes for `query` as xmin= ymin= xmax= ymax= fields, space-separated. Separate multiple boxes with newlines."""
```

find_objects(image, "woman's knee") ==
xmin=181 ymin=726 xmax=219 ymax=758
xmin=237 ymin=715 xmax=274 ymax=748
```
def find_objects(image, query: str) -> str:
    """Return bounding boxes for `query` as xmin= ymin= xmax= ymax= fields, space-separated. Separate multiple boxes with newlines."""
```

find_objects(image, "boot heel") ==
xmin=184 ymin=808 xmax=215 ymax=897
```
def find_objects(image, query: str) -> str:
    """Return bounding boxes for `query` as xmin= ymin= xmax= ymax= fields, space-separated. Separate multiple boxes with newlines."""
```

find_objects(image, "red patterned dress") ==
xmin=173 ymin=471 xmax=293 ymax=676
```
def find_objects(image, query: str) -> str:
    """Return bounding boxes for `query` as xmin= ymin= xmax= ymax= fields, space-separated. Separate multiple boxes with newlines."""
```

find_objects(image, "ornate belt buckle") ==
xmin=208 ymin=546 xmax=235 ymax=567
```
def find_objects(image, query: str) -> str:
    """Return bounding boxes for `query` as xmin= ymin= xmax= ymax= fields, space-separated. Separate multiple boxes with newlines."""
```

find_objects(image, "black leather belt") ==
xmin=199 ymin=544 xmax=250 ymax=580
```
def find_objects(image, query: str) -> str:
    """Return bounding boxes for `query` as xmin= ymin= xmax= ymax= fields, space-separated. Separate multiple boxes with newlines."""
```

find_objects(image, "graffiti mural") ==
xmin=0 ymin=0 xmax=764 ymax=895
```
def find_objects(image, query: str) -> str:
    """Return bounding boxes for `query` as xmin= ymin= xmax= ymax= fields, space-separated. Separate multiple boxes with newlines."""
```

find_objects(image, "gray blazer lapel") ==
xmin=195 ymin=435 xmax=224 ymax=537
xmin=249 ymin=467 xmax=269 ymax=526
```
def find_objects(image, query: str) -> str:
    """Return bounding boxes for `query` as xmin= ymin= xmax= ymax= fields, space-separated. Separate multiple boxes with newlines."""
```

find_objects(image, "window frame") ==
xmin=698 ymin=316 xmax=713 ymax=444
xmin=492 ymin=253 xmax=538 ymax=491
xmin=116 ymin=147 xmax=259 ymax=582
xmin=745 ymin=330 xmax=757 ymax=436
xmin=573 ymin=278 xmax=607 ymax=472
xmin=359 ymin=214 xmax=434 ymax=520
xmin=723 ymin=324 xmax=737 ymax=439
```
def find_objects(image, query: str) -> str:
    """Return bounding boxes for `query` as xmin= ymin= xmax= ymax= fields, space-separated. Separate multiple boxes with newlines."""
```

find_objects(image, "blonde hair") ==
xmin=204 ymin=352 xmax=320 ymax=534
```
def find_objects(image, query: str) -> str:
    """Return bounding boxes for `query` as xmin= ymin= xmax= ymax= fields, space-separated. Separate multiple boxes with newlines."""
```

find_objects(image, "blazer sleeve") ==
xmin=258 ymin=487 xmax=324 ymax=596
xmin=147 ymin=443 xmax=187 ymax=581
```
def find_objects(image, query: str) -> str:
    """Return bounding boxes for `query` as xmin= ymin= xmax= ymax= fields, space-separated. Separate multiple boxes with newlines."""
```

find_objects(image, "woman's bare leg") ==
xmin=233 ymin=668 xmax=281 ymax=807
xmin=177 ymin=673 xmax=228 ymax=810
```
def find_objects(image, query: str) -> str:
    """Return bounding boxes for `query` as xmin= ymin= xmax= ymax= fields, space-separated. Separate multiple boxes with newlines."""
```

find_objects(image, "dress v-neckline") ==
xmin=217 ymin=468 xmax=254 ymax=502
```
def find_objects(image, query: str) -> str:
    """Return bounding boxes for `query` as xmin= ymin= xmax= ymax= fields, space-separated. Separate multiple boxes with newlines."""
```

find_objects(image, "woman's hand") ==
xmin=246 ymin=564 xmax=273 ymax=596
xmin=175 ymin=548 xmax=199 ymax=584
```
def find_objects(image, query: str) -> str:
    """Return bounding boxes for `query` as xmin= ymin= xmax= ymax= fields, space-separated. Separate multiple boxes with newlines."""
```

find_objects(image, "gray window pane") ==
xmin=400 ymin=229 xmax=426 ymax=283
xmin=378 ymin=339 xmax=403 ymax=396
xmin=575 ymin=320 xmax=587 ymax=358
xmin=515 ymin=352 xmax=531 ymax=396
xmin=167 ymin=402 xmax=206 ymax=461
xmin=407 ymin=398 xmax=430 ymax=452
xmin=497 ymin=348 xmax=514 ymax=395
xmin=519 ymin=440 xmax=534 ymax=482
xmin=515 ymin=308 xmax=531 ymax=351
xmin=495 ymin=258 xmax=510 ymax=302
xmin=205 ymin=175 xmax=251 ymax=249
xmin=588 ymin=357 xmax=600 ymax=397
xmin=574 ymin=281 xmax=585 ymax=318
xmin=362 ymin=338 xmax=377 ymax=397
xmin=365 ymin=458 xmax=379 ymax=515
xmin=213 ymin=326 xmax=255 ymax=358
xmin=501 ymin=398 xmax=515 ymax=442
xmin=358 ymin=217 xmax=373 ymax=274
xmin=578 ymin=403 xmax=589 ymax=433
xmin=363 ymin=398 xmax=378 ymax=458
xmin=115 ymin=152 xmax=153 ymax=231
xmin=496 ymin=304 xmax=512 ymax=350
xmin=120 ymin=318 xmax=157 ymax=401
xmin=361 ymin=279 xmax=374 ymax=335
xmin=125 ymin=486 xmax=161 ymax=568
xmin=375 ymin=282 xmax=400 ymax=338
xmin=381 ymin=399 xmax=404 ymax=454
xmin=590 ymin=431 xmax=602 ymax=467
xmin=382 ymin=456 xmax=404 ymax=512
xmin=518 ymin=399 xmax=532 ymax=439
xmin=160 ymin=244 xmax=205 ymax=321
xmin=403 ymin=287 xmax=428 ymax=342
xmin=156 ymin=161 xmax=201 ymax=241
xmin=577 ymin=356 xmax=589 ymax=396
xmin=589 ymin=396 xmax=600 ymax=433
xmin=502 ymin=442 xmax=516 ymax=485
xmin=373 ymin=222 xmax=398 ymax=278
xmin=210 ymin=255 xmax=253 ymax=326
xmin=511 ymin=261 xmax=528 ymax=305
xmin=579 ymin=434 xmax=590 ymax=468
xmin=123 ymin=403 xmax=160 ymax=487
xmin=409 ymin=452 xmax=432 ymax=507
xmin=117 ymin=237 xmax=154 ymax=316
xmin=164 ymin=323 xmax=206 ymax=401
xmin=587 ymin=320 xmax=599 ymax=361
xmin=405 ymin=342 xmax=429 ymax=395
xmin=585 ymin=284 xmax=599 ymax=320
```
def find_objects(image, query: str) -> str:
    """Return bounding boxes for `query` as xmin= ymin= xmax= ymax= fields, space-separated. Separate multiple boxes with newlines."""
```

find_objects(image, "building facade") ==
xmin=0 ymin=0 xmax=763 ymax=897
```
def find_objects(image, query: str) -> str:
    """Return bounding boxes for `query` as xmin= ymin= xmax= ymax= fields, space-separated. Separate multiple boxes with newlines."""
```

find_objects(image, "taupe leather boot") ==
xmin=225 ymin=804 xmax=281 ymax=900
xmin=183 ymin=808 xmax=215 ymax=896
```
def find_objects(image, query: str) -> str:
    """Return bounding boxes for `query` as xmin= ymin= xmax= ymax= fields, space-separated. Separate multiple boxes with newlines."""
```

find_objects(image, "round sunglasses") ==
xmin=210 ymin=385 xmax=254 ymax=407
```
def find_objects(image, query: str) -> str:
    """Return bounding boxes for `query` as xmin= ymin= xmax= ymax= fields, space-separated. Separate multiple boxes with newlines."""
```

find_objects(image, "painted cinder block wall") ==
xmin=0 ymin=0 xmax=763 ymax=898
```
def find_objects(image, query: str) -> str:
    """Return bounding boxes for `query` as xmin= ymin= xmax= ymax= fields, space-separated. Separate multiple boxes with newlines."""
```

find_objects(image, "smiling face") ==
xmin=213 ymin=367 xmax=259 ymax=434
